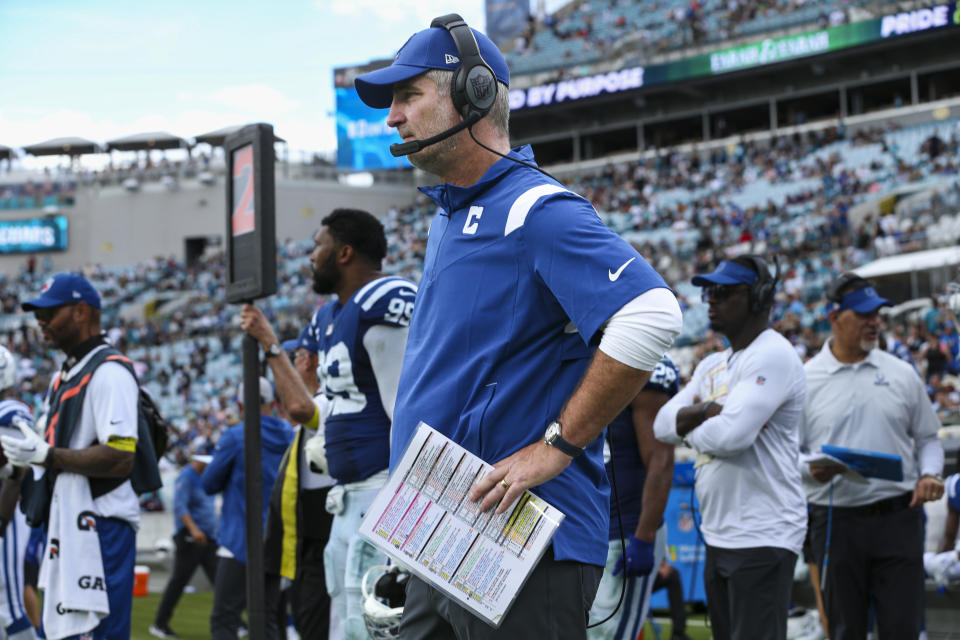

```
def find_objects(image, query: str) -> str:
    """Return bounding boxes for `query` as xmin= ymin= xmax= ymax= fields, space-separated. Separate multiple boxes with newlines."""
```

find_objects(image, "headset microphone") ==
xmin=389 ymin=112 xmax=481 ymax=157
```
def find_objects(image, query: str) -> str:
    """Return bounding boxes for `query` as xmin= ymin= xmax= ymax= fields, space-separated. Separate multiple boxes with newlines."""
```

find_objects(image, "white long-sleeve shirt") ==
xmin=654 ymin=329 xmax=807 ymax=553
xmin=800 ymin=340 xmax=944 ymax=507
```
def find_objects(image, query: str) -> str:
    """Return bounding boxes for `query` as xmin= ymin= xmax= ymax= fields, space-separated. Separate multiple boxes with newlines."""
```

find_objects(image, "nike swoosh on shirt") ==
xmin=608 ymin=257 xmax=636 ymax=282
xmin=110 ymin=419 xmax=122 ymax=425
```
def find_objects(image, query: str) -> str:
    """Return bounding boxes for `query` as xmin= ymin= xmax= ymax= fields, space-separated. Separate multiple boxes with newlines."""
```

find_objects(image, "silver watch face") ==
xmin=545 ymin=421 xmax=561 ymax=442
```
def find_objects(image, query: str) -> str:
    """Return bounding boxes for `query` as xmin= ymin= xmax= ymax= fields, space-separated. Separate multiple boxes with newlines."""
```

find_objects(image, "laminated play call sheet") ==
xmin=359 ymin=422 xmax=565 ymax=627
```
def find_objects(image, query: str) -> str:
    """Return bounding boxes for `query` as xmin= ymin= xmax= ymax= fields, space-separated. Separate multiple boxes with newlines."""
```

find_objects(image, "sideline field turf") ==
xmin=130 ymin=591 xmax=214 ymax=640
xmin=129 ymin=591 xmax=713 ymax=639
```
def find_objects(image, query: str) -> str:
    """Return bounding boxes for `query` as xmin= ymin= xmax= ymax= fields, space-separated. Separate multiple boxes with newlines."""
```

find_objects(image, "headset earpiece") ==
xmin=826 ymin=272 xmax=864 ymax=305
xmin=430 ymin=14 xmax=498 ymax=121
xmin=746 ymin=255 xmax=777 ymax=314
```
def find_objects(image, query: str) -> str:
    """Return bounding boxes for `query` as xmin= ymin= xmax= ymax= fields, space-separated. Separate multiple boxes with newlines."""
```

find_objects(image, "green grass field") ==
xmin=130 ymin=591 xmax=215 ymax=640
xmin=129 ymin=591 xmax=713 ymax=639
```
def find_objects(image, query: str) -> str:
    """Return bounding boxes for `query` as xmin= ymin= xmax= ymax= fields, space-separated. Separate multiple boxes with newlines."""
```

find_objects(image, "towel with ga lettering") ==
xmin=38 ymin=472 xmax=109 ymax=640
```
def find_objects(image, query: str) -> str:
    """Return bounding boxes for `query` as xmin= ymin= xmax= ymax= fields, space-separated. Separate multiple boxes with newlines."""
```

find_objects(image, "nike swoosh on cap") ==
xmin=608 ymin=257 xmax=636 ymax=282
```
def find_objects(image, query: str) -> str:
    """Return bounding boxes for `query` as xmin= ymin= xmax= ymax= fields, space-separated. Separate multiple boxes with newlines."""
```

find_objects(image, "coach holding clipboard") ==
xmin=799 ymin=273 xmax=945 ymax=640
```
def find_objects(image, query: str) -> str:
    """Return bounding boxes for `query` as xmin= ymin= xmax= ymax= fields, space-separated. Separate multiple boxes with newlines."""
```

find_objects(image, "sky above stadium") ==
xmin=0 ymin=0 xmax=563 ymax=169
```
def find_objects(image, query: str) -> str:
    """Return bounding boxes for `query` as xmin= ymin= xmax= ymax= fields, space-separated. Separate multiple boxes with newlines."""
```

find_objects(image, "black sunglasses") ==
xmin=701 ymin=284 xmax=748 ymax=303
xmin=34 ymin=303 xmax=77 ymax=323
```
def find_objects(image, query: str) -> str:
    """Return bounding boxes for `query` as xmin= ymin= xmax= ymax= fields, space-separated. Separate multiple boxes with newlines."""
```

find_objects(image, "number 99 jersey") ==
xmin=309 ymin=276 xmax=417 ymax=484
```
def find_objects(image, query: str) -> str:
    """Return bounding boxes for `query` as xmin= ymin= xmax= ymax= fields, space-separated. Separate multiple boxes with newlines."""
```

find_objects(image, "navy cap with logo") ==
xmin=282 ymin=325 xmax=320 ymax=354
xmin=354 ymin=25 xmax=510 ymax=109
xmin=691 ymin=260 xmax=758 ymax=288
xmin=21 ymin=273 xmax=102 ymax=311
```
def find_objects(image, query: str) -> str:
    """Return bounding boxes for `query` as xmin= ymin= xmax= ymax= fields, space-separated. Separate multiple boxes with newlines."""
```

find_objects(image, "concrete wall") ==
xmin=0 ymin=176 xmax=417 ymax=272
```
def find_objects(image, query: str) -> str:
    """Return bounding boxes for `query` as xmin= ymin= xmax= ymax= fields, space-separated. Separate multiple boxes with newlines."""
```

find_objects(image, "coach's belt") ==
xmin=812 ymin=491 xmax=913 ymax=517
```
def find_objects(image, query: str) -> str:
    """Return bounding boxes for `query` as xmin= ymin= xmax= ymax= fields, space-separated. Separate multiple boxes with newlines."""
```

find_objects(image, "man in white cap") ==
xmin=202 ymin=378 xmax=293 ymax=640
xmin=149 ymin=451 xmax=218 ymax=638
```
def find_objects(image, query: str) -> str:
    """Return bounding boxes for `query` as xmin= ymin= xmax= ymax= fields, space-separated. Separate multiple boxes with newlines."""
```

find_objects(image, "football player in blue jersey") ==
xmin=589 ymin=356 xmax=679 ymax=640
xmin=355 ymin=17 xmax=682 ymax=639
xmin=924 ymin=472 xmax=960 ymax=587
xmin=938 ymin=472 xmax=960 ymax=554
xmin=0 ymin=346 xmax=40 ymax=640
xmin=302 ymin=208 xmax=416 ymax=640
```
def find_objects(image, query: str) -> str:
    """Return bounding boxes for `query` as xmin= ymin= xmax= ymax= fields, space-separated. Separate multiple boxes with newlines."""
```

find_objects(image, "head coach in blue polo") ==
xmin=354 ymin=14 xmax=682 ymax=639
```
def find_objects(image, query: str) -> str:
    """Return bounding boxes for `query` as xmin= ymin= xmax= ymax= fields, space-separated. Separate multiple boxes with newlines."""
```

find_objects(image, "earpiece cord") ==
xmin=586 ymin=429 xmax=628 ymax=629
xmin=467 ymin=125 xmax=560 ymax=182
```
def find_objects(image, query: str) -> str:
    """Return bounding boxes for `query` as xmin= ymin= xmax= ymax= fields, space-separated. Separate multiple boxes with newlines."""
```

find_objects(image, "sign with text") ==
xmin=510 ymin=3 xmax=960 ymax=110
xmin=333 ymin=63 xmax=410 ymax=171
xmin=0 ymin=216 xmax=68 ymax=254
xmin=224 ymin=123 xmax=276 ymax=303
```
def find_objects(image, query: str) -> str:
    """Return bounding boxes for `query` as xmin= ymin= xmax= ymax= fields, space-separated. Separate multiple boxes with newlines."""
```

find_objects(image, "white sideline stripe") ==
xmin=361 ymin=278 xmax=416 ymax=311
xmin=504 ymin=184 xmax=568 ymax=236
xmin=651 ymin=616 xmax=710 ymax=627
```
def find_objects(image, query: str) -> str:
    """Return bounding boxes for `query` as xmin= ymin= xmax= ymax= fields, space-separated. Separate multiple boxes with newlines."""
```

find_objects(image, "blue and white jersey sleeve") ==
xmin=356 ymin=277 xmax=417 ymax=328
xmin=644 ymin=357 xmax=680 ymax=396
xmin=947 ymin=473 xmax=960 ymax=512
xmin=0 ymin=400 xmax=33 ymax=430
xmin=521 ymin=191 xmax=668 ymax=345
xmin=357 ymin=278 xmax=416 ymax=422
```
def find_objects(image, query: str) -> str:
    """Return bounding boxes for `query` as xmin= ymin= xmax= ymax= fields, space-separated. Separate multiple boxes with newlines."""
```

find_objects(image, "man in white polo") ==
xmin=800 ymin=273 xmax=944 ymax=639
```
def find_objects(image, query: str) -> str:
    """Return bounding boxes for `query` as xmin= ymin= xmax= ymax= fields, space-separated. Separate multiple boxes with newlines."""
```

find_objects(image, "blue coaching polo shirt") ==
xmin=391 ymin=145 xmax=669 ymax=566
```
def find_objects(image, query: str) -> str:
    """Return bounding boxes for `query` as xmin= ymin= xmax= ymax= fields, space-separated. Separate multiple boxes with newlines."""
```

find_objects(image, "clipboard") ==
xmin=820 ymin=445 xmax=903 ymax=482
xmin=358 ymin=423 xmax=565 ymax=628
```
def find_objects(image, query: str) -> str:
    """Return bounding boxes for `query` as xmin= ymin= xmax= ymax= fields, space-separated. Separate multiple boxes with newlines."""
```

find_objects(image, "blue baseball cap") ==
xmin=691 ymin=260 xmax=758 ymax=288
xmin=355 ymin=25 xmax=509 ymax=109
xmin=22 ymin=273 xmax=101 ymax=310
xmin=282 ymin=325 xmax=319 ymax=354
xmin=834 ymin=285 xmax=893 ymax=314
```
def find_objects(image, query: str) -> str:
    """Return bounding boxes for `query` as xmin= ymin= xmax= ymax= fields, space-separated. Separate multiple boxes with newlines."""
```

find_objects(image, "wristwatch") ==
xmin=264 ymin=343 xmax=284 ymax=359
xmin=544 ymin=421 xmax=584 ymax=458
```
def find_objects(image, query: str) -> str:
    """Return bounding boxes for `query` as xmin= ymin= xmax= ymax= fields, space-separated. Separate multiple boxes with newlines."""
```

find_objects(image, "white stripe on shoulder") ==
xmin=360 ymin=278 xmax=416 ymax=311
xmin=504 ymin=184 xmax=570 ymax=236
xmin=353 ymin=276 xmax=391 ymax=304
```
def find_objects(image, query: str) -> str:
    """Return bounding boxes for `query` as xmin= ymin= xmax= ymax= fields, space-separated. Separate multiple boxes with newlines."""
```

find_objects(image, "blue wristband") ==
xmin=700 ymin=401 xmax=714 ymax=422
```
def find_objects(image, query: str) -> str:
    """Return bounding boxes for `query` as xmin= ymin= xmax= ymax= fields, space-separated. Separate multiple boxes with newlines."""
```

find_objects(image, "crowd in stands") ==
xmin=0 ymin=177 xmax=76 ymax=210
xmin=507 ymin=0 xmax=883 ymax=75
xmin=1 ymin=116 xmax=959 ymax=509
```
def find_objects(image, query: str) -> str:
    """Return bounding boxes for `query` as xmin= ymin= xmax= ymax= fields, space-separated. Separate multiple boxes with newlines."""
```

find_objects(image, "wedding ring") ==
xmin=500 ymin=479 xmax=510 ymax=490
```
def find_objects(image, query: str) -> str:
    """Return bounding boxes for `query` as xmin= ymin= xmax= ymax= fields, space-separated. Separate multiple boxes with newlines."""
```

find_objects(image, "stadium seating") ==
xmin=3 ymin=112 xmax=958 ymax=456
xmin=0 ymin=179 xmax=76 ymax=210
xmin=506 ymin=0 xmax=900 ymax=76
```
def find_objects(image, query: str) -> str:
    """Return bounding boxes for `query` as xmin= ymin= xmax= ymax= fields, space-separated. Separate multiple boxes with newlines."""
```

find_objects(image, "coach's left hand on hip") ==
xmin=468 ymin=440 xmax=572 ymax=514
